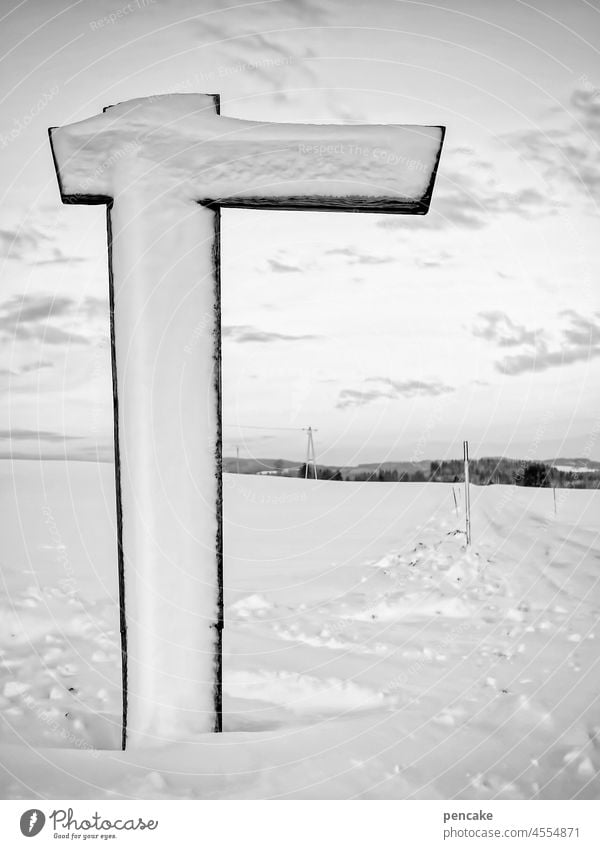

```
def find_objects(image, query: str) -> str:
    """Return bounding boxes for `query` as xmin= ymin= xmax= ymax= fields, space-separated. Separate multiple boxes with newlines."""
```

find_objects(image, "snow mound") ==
xmin=225 ymin=669 xmax=385 ymax=715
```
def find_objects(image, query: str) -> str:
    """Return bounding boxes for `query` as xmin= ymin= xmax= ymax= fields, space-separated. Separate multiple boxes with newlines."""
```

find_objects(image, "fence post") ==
xmin=464 ymin=440 xmax=472 ymax=546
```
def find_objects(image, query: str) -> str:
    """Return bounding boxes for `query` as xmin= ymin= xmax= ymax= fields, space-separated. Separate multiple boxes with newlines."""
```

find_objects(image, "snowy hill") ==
xmin=0 ymin=460 xmax=599 ymax=799
xmin=549 ymin=458 xmax=600 ymax=474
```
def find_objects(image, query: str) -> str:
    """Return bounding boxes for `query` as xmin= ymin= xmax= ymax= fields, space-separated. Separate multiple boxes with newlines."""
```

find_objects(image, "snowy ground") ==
xmin=0 ymin=460 xmax=599 ymax=799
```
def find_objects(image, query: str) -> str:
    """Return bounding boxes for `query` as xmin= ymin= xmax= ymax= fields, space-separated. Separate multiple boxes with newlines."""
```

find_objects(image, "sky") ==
xmin=1 ymin=0 xmax=600 ymax=465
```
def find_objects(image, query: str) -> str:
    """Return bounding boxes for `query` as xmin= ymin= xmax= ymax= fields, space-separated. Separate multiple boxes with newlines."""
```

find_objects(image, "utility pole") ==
xmin=463 ymin=440 xmax=471 ymax=546
xmin=303 ymin=426 xmax=318 ymax=480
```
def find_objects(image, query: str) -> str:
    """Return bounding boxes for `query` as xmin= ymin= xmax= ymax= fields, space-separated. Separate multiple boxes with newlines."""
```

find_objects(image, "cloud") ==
xmin=337 ymin=376 xmax=454 ymax=409
xmin=488 ymin=310 xmax=600 ymax=376
xmin=20 ymin=360 xmax=52 ymax=372
xmin=0 ymin=294 xmax=93 ymax=345
xmin=0 ymin=431 xmax=111 ymax=461
xmin=325 ymin=247 xmax=394 ymax=265
xmin=504 ymin=86 xmax=600 ymax=203
xmin=0 ymin=222 xmax=85 ymax=265
xmin=0 ymin=226 xmax=50 ymax=263
xmin=414 ymin=251 xmax=453 ymax=269
xmin=561 ymin=309 xmax=600 ymax=346
xmin=497 ymin=341 xmax=600 ymax=375
xmin=472 ymin=311 xmax=540 ymax=348
xmin=0 ymin=428 xmax=80 ymax=442
xmin=223 ymin=324 xmax=319 ymax=343
xmin=79 ymin=296 xmax=108 ymax=318
xmin=415 ymin=258 xmax=442 ymax=268
xmin=187 ymin=0 xmax=327 ymax=105
xmin=378 ymin=161 xmax=549 ymax=232
xmin=572 ymin=84 xmax=600 ymax=132
xmin=0 ymin=360 xmax=52 ymax=378
xmin=336 ymin=388 xmax=389 ymax=408
xmin=5 ymin=295 xmax=73 ymax=324
xmin=186 ymin=1 xmax=374 ymax=123
xmin=33 ymin=256 xmax=86 ymax=266
xmin=267 ymin=258 xmax=302 ymax=273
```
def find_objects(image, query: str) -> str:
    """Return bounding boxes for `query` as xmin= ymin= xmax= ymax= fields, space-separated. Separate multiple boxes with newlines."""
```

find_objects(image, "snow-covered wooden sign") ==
xmin=49 ymin=94 xmax=444 ymax=748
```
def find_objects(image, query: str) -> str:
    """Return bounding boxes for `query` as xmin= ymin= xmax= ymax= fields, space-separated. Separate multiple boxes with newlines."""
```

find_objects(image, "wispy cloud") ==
xmin=414 ymin=255 xmax=448 ymax=269
xmin=267 ymin=258 xmax=302 ymax=273
xmin=79 ymin=295 xmax=107 ymax=318
xmin=337 ymin=376 xmax=453 ymax=409
xmin=0 ymin=222 xmax=85 ymax=265
xmin=378 ymin=151 xmax=550 ymax=232
xmin=475 ymin=309 xmax=600 ymax=375
xmin=504 ymin=86 xmax=600 ymax=204
xmin=223 ymin=324 xmax=319 ymax=343
xmin=187 ymin=0 xmax=370 ymax=122
xmin=0 ymin=360 xmax=52 ymax=378
xmin=0 ymin=428 xmax=80 ymax=442
xmin=0 ymin=294 xmax=94 ymax=346
xmin=188 ymin=0 xmax=327 ymax=104
xmin=497 ymin=341 xmax=600 ymax=375
xmin=472 ymin=311 xmax=540 ymax=348
xmin=561 ymin=309 xmax=600 ymax=346
xmin=325 ymin=247 xmax=394 ymax=265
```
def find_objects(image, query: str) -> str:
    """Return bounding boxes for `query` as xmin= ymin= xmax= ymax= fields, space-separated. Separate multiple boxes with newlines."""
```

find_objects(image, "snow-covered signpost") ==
xmin=49 ymin=94 xmax=444 ymax=748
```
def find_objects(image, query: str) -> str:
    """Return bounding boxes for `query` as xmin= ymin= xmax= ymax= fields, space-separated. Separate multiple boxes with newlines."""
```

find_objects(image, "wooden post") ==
xmin=464 ymin=440 xmax=472 ymax=546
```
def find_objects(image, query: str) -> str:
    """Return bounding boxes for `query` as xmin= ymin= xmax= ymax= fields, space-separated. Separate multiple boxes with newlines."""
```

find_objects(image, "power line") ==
xmin=224 ymin=423 xmax=321 ymax=479
xmin=223 ymin=424 xmax=310 ymax=432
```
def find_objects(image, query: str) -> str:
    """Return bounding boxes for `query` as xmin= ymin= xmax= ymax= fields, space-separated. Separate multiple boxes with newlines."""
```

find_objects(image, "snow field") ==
xmin=1 ymin=462 xmax=599 ymax=798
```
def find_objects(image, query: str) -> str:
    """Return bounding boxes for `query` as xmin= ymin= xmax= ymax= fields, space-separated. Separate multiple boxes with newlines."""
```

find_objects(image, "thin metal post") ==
xmin=304 ymin=427 xmax=311 ymax=479
xmin=310 ymin=428 xmax=318 ymax=480
xmin=464 ymin=440 xmax=471 ymax=546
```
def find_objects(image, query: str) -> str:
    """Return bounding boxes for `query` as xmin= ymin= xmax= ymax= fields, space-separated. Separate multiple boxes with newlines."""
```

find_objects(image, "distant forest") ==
xmin=295 ymin=459 xmax=600 ymax=489
xmin=428 ymin=458 xmax=600 ymax=489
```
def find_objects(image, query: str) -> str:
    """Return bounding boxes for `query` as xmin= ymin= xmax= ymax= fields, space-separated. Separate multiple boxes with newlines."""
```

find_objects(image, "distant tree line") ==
xmin=348 ymin=468 xmax=426 ymax=482
xmin=296 ymin=464 xmax=426 ymax=482
xmin=297 ymin=463 xmax=343 ymax=480
xmin=266 ymin=458 xmax=600 ymax=489
xmin=429 ymin=458 xmax=600 ymax=489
